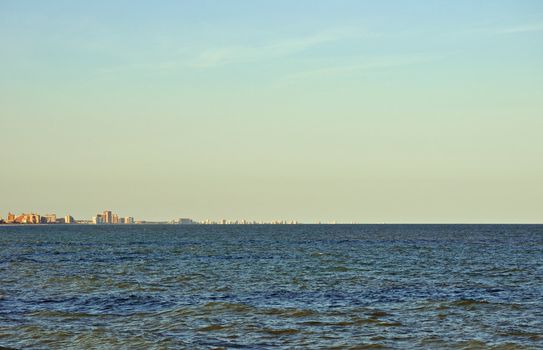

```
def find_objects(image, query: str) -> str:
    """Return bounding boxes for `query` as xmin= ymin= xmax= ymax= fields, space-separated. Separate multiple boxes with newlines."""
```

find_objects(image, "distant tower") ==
xmin=103 ymin=210 xmax=112 ymax=224
xmin=65 ymin=215 xmax=74 ymax=224
xmin=93 ymin=214 xmax=104 ymax=224
xmin=45 ymin=214 xmax=57 ymax=224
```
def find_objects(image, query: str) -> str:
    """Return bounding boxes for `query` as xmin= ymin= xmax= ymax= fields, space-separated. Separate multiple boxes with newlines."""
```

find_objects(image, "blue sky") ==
xmin=1 ymin=1 xmax=542 ymax=222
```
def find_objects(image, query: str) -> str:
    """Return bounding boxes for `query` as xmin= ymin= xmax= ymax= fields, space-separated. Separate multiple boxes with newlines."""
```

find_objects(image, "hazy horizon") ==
xmin=1 ymin=1 xmax=542 ymax=223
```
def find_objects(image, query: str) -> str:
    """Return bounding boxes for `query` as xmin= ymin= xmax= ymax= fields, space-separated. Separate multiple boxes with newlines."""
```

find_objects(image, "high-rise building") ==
xmin=15 ymin=213 xmax=40 ymax=224
xmin=7 ymin=212 xmax=16 ymax=223
xmin=65 ymin=215 xmax=74 ymax=224
xmin=125 ymin=217 xmax=134 ymax=224
xmin=103 ymin=210 xmax=112 ymax=224
xmin=44 ymin=214 xmax=57 ymax=224
xmin=112 ymin=214 xmax=119 ymax=224
xmin=93 ymin=214 xmax=104 ymax=224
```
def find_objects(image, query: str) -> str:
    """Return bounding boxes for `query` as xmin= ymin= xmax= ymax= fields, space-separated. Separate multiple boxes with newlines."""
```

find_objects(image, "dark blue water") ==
xmin=0 ymin=224 xmax=542 ymax=349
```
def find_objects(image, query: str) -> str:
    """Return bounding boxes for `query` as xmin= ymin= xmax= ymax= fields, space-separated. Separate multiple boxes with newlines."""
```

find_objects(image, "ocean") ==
xmin=0 ymin=224 xmax=542 ymax=349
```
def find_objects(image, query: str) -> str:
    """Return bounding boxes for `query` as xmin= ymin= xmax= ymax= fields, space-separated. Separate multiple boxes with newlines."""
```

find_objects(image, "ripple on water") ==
xmin=261 ymin=308 xmax=318 ymax=317
xmin=261 ymin=328 xmax=300 ymax=336
xmin=201 ymin=301 xmax=255 ymax=313
xmin=197 ymin=324 xmax=228 ymax=332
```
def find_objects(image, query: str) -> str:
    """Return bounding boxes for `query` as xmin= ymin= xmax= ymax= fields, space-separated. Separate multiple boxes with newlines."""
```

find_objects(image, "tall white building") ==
xmin=103 ymin=210 xmax=112 ymax=224
xmin=92 ymin=214 xmax=104 ymax=224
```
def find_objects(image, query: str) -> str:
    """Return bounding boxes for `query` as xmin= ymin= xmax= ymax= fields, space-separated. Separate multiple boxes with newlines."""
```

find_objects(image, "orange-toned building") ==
xmin=12 ymin=213 xmax=41 ymax=224
xmin=7 ymin=212 xmax=16 ymax=223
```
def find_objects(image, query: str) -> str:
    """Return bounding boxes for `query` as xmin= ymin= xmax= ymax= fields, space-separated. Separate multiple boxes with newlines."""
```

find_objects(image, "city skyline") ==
xmin=1 ymin=1 xmax=542 ymax=223
xmin=0 ymin=209 xmax=303 ymax=225
xmin=1 ymin=207 xmax=540 ymax=225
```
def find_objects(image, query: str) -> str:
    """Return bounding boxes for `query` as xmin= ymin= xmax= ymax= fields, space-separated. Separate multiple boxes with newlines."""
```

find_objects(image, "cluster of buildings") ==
xmin=1 ymin=211 xmax=303 ymax=225
xmin=172 ymin=218 xmax=299 ymax=225
xmin=0 ymin=210 xmax=135 ymax=225
xmin=92 ymin=210 xmax=135 ymax=225
xmin=0 ymin=212 xmax=74 ymax=225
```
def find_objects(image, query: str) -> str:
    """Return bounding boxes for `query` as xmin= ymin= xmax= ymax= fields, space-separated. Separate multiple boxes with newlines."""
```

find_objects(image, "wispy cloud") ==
xmin=494 ymin=23 xmax=543 ymax=34
xmin=91 ymin=31 xmax=349 ymax=76
xmin=190 ymin=29 xmax=369 ymax=68
xmin=95 ymin=61 xmax=179 ymax=76
xmin=278 ymin=54 xmax=445 ymax=84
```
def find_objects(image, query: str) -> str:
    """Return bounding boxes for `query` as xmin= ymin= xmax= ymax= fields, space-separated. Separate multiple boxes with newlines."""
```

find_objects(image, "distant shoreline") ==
xmin=0 ymin=223 xmax=541 ymax=226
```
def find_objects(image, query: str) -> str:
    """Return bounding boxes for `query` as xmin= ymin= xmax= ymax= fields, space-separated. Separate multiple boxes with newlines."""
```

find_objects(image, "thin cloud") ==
xmin=190 ymin=29 xmax=371 ymax=68
xmin=95 ymin=61 xmax=179 ymax=75
xmin=278 ymin=54 xmax=445 ymax=84
xmin=494 ymin=23 xmax=543 ymax=34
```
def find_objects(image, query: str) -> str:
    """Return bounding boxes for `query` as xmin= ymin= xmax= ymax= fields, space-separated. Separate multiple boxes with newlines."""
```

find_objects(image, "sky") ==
xmin=1 ymin=0 xmax=542 ymax=223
